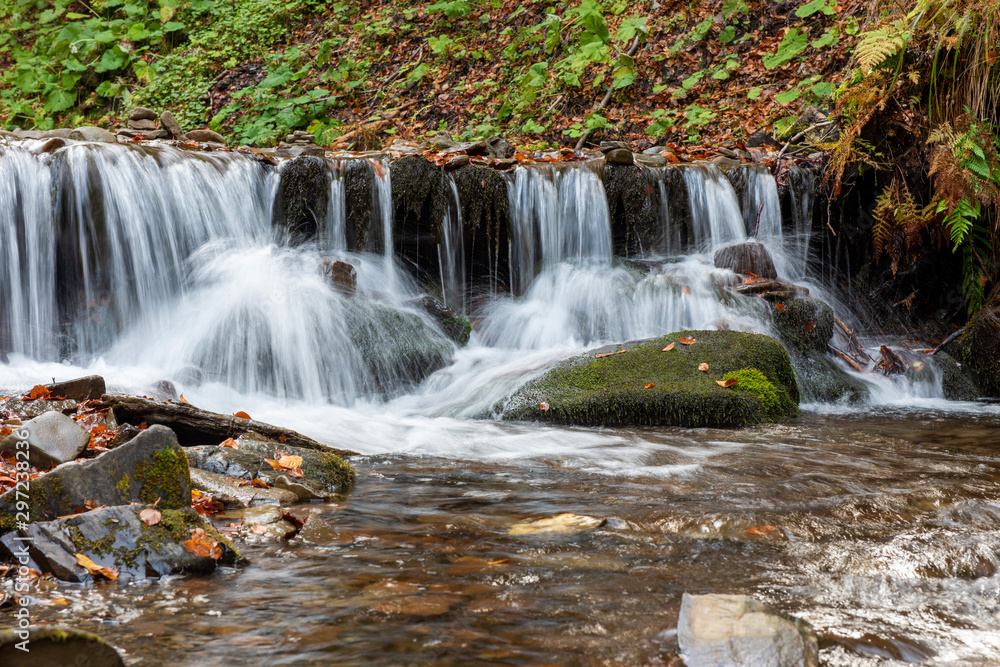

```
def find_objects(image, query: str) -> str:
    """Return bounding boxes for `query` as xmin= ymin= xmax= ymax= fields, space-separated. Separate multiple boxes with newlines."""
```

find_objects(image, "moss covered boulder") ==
xmin=0 ymin=627 xmax=124 ymax=666
xmin=274 ymin=155 xmax=330 ymax=241
xmin=771 ymin=297 xmax=834 ymax=355
xmin=500 ymin=330 xmax=799 ymax=427
xmin=958 ymin=284 xmax=1000 ymax=397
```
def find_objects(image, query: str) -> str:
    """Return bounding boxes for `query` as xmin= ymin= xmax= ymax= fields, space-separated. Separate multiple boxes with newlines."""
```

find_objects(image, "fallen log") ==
xmin=94 ymin=395 xmax=356 ymax=457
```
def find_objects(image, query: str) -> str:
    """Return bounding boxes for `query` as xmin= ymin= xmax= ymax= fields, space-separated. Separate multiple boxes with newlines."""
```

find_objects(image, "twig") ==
xmin=828 ymin=343 xmax=865 ymax=373
xmin=573 ymin=36 xmax=642 ymax=151
xmin=544 ymin=94 xmax=564 ymax=116
xmin=776 ymin=120 xmax=836 ymax=160
xmin=929 ymin=327 xmax=964 ymax=355
xmin=752 ymin=201 xmax=765 ymax=238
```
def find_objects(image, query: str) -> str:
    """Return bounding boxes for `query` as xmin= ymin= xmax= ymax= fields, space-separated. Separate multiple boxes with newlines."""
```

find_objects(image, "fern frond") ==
xmin=854 ymin=27 xmax=907 ymax=71
xmin=944 ymin=197 xmax=981 ymax=251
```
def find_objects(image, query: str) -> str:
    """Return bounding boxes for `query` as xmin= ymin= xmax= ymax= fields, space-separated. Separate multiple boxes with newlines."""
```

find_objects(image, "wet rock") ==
xmin=678 ymin=593 xmax=818 ymax=667
xmin=508 ymin=513 xmax=605 ymax=535
xmin=128 ymin=118 xmax=157 ymax=131
xmin=321 ymin=259 xmax=357 ymax=297
xmin=185 ymin=129 xmax=227 ymax=145
xmin=486 ymin=135 xmax=515 ymax=158
xmin=713 ymin=155 xmax=744 ymax=172
xmin=502 ymin=330 xmax=799 ymax=427
xmin=275 ymin=155 xmax=330 ymax=241
xmin=717 ymin=147 xmax=739 ymax=158
xmin=16 ymin=128 xmax=74 ymax=140
xmin=294 ymin=513 xmax=340 ymax=543
xmin=958 ymin=285 xmax=1000 ymax=397
xmin=69 ymin=126 xmax=117 ymax=143
xmin=0 ymin=425 xmax=192 ymax=530
xmin=275 ymin=143 xmax=325 ymax=158
xmin=734 ymin=280 xmax=809 ymax=299
xmin=31 ymin=137 xmax=65 ymax=155
xmin=600 ymin=140 xmax=630 ymax=153
xmin=643 ymin=145 xmax=667 ymax=155
xmin=273 ymin=474 xmax=328 ymax=500
xmin=188 ymin=468 xmax=298 ymax=507
xmin=746 ymin=131 xmax=781 ymax=148
xmin=45 ymin=374 xmax=106 ymax=401
xmin=0 ymin=505 xmax=242 ymax=582
xmin=604 ymin=148 xmax=634 ymax=166
xmin=409 ymin=295 xmax=472 ymax=346
xmin=772 ymin=297 xmax=834 ymax=355
xmin=185 ymin=445 xmax=262 ymax=480
xmin=160 ymin=110 xmax=183 ymax=138
xmin=108 ymin=422 xmax=141 ymax=449
xmin=714 ymin=242 xmax=778 ymax=280
xmin=790 ymin=353 xmax=869 ymax=404
xmin=231 ymin=432 xmax=355 ymax=491
xmin=445 ymin=154 xmax=470 ymax=169
xmin=929 ymin=351 xmax=979 ymax=400
xmin=150 ymin=379 xmax=179 ymax=400
xmin=428 ymin=131 xmax=456 ymax=151
xmin=231 ymin=505 xmax=298 ymax=541
xmin=0 ymin=398 xmax=76 ymax=420
xmin=634 ymin=154 xmax=667 ymax=167
xmin=0 ymin=626 xmax=125 ymax=666
xmin=0 ymin=411 xmax=90 ymax=468
xmin=129 ymin=106 xmax=158 ymax=121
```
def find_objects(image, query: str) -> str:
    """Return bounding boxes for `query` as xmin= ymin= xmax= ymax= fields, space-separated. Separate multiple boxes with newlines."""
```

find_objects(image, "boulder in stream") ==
xmin=714 ymin=242 xmax=778 ymax=280
xmin=678 ymin=593 xmax=818 ymax=666
xmin=501 ymin=330 xmax=799 ymax=427
xmin=184 ymin=128 xmax=227 ymax=145
xmin=275 ymin=155 xmax=331 ymax=241
xmin=0 ymin=411 xmax=90 ymax=468
xmin=45 ymin=374 xmax=106 ymax=401
xmin=771 ymin=297 xmax=834 ymax=355
xmin=68 ymin=126 xmax=118 ymax=143
xmin=0 ymin=626 xmax=125 ymax=667
xmin=958 ymin=284 xmax=1000 ymax=397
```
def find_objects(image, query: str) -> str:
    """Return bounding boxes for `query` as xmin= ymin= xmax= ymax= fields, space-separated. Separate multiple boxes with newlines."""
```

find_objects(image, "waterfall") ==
xmin=682 ymin=164 xmax=746 ymax=250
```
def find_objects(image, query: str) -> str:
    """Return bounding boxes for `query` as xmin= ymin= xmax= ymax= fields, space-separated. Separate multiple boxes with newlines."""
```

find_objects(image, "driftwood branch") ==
xmin=776 ymin=120 xmax=836 ymax=160
xmin=573 ymin=36 xmax=642 ymax=151
xmin=930 ymin=327 xmax=964 ymax=355
xmin=95 ymin=395 xmax=356 ymax=457
xmin=828 ymin=343 xmax=865 ymax=373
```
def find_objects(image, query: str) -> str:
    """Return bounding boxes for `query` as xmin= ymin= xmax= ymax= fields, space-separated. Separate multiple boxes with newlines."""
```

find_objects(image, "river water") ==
xmin=3 ymin=140 xmax=1000 ymax=664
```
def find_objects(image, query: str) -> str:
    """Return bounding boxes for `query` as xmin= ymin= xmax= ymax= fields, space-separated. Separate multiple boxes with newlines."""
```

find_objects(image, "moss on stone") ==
xmin=310 ymin=452 xmax=356 ymax=491
xmin=115 ymin=474 xmax=131 ymax=501
xmin=343 ymin=158 xmax=375 ymax=251
xmin=957 ymin=285 xmax=1000 ymax=397
xmin=930 ymin=351 xmax=981 ymax=400
xmin=771 ymin=297 xmax=834 ymax=354
xmin=501 ymin=329 xmax=799 ymax=427
xmin=133 ymin=446 xmax=191 ymax=509
xmin=601 ymin=164 xmax=661 ymax=257
xmin=722 ymin=368 xmax=797 ymax=420
xmin=441 ymin=315 xmax=472 ymax=346
xmin=276 ymin=156 xmax=331 ymax=240
xmin=788 ymin=351 xmax=869 ymax=403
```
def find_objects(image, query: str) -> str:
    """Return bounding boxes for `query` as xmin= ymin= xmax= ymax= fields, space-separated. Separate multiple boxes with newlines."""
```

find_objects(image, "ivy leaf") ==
xmin=45 ymin=89 xmax=76 ymax=113
xmin=95 ymin=46 xmax=127 ymax=72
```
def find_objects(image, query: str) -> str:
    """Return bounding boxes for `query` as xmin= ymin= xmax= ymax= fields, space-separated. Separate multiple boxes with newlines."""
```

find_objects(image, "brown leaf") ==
xmin=75 ymin=553 xmax=119 ymax=580
xmin=250 ymin=478 xmax=270 ymax=489
xmin=277 ymin=454 xmax=303 ymax=470
xmin=219 ymin=438 xmax=239 ymax=449
xmin=279 ymin=434 xmax=287 ymax=444
xmin=539 ymin=401 xmax=550 ymax=412
xmin=233 ymin=411 xmax=251 ymax=420
xmin=250 ymin=522 xmax=268 ymax=535
xmin=595 ymin=352 xmax=614 ymax=358
xmin=805 ymin=321 xmax=816 ymax=333
xmin=282 ymin=512 xmax=305 ymax=530
xmin=23 ymin=385 xmax=51 ymax=401
xmin=698 ymin=363 xmax=709 ymax=372
xmin=716 ymin=379 xmax=739 ymax=388
xmin=679 ymin=337 xmax=697 ymax=345
xmin=743 ymin=525 xmax=777 ymax=535
xmin=139 ymin=508 xmax=162 ymax=526
xmin=183 ymin=527 xmax=222 ymax=560
xmin=662 ymin=343 xmax=675 ymax=351
xmin=774 ymin=303 xmax=787 ymax=312
xmin=179 ymin=394 xmax=188 ymax=403
xmin=644 ymin=382 xmax=655 ymax=389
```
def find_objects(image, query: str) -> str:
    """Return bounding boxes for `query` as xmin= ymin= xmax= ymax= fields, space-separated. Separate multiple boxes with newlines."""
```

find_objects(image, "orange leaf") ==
xmin=743 ymin=525 xmax=777 ymax=535
xmin=75 ymin=553 xmax=119 ymax=580
xmin=250 ymin=478 xmax=270 ymax=489
xmin=679 ymin=337 xmax=697 ymax=345
xmin=682 ymin=287 xmax=691 ymax=295
xmin=805 ymin=321 xmax=816 ymax=333
xmin=183 ymin=528 xmax=222 ymax=560
xmin=250 ymin=523 xmax=268 ymax=535
xmin=539 ymin=401 xmax=550 ymax=412
xmin=179 ymin=394 xmax=188 ymax=403
xmin=662 ymin=343 xmax=675 ymax=351
xmin=716 ymin=379 xmax=739 ymax=388
xmin=644 ymin=383 xmax=655 ymax=389
xmin=279 ymin=434 xmax=287 ymax=444
xmin=595 ymin=352 xmax=614 ymax=359
xmin=277 ymin=454 xmax=303 ymax=470
xmin=24 ymin=385 xmax=51 ymax=401
xmin=774 ymin=303 xmax=787 ymax=312
xmin=698 ymin=363 xmax=709 ymax=372
xmin=233 ymin=411 xmax=251 ymax=420
xmin=219 ymin=438 xmax=239 ymax=449
xmin=287 ymin=467 xmax=304 ymax=478
xmin=616 ymin=349 xmax=627 ymax=354
xmin=139 ymin=508 xmax=161 ymax=526
xmin=137 ymin=422 xmax=148 ymax=430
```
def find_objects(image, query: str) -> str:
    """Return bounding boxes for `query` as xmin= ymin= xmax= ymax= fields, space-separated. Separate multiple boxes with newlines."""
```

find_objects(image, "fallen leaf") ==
xmin=179 ymin=394 xmax=188 ymax=403
xmin=277 ymin=454 xmax=303 ymax=470
xmin=47 ymin=598 xmax=69 ymax=606
xmin=595 ymin=352 xmax=614 ymax=358
xmin=912 ymin=361 xmax=924 ymax=371
xmin=775 ymin=303 xmax=787 ymax=312
xmin=250 ymin=523 xmax=268 ymax=535
xmin=539 ymin=402 xmax=550 ymax=412
xmin=282 ymin=512 xmax=304 ymax=530
xmin=139 ymin=508 xmax=162 ymax=526
xmin=662 ymin=343 xmax=675 ymax=351
xmin=250 ymin=478 xmax=270 ymax=489
xmin=219 ymin=438 xmax=239 ymax=449
xmin=75 ymin=553 xmax=119 ymax=580
xmin=743 ymin=525 xmax=777 ymax=535
xmin=682 ymin=286 xmax=691 ymax=295
xmin=23 ymin=385 xmax=51 ymax=401
xmin=679 ymin=337 xmax=697 ymax=345
xmin=279 ymin=434 xmax=287 ymax=443
xmin=645 ymin=382 xmax=655 ymax=389
xmin=716 ymin=379 xmax=739 ymax=387
xmin=233 ymin=411 xmax=251 ymax=420
xmin=183 ymin=527 xmax=222 ymax=560
xmin=137 ymin=422 xmax=148 ymax=430
xmin=616 ymin=349 xmax=627 ymax=354
xmin=805 ymin=321 xmax=816 ymax=333
xmin=698 ymin=363 xmax=709 ymax=372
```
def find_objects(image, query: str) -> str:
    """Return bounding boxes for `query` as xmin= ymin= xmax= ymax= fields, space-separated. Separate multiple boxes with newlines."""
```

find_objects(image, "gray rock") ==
xmin=108 ymin=422 xmax=141 ymax=449
xmin=69 ymin=126 xmax=118 ymax=143
xmin=428 ymin=131 xmax=456 ymax=151
xmin=31 ymin=137 xmax=65 ymax=155
xmin=771 ymin=297 xmax=835 ymax=355
xmin=150 ymin=379 xmax=179 ymax=401
xmin=45 ymin=374 xmax=105 ymax=401
xmin=599 ymin=140 xmax=630 ymax=154
xmin=717 ymin=147 xmax=739 ymax=158
xmin=273 ymin=474 xmax=329 ymax=500
xmin=0 ymin=397 xmax=76 ymax=420
xmin=643 ymin=145 xmax=666 ymax=155
xmin=15 ymin=128 xmax=74 ymax=140
xmin=678 ymin=593 xmax=818 ymax=667
xmin=713 ymin=156 xmax=744 ymax=172
xmin=128 ymin=106 xmax=158 ymax=121
xmin=185 ymin=129 xmax=227 ymax=145
xmin=634 ymin=154 xmax=667 ymax=167
xmin=285 ymin=131 xmax=315 ymax=143
xmin=189 ymin=467 xmax=298 ymax=507
xmin=322 ymin=259 xmax=357 ymax=297
xmin=714 ymin=242 xmax=778 ymax=280
xmin=127 ymin=118 xmax=157 ymax=130
xmin=604 ymin=148 xmax=634 ymax=166
xmin=231 ymin=505 xmax=298 ymax=541
xmin=445 ymin=154 xmax=470 ymax=169
xmin=0 ymin=626 xmax=124 ymax=666
xmin=0 ymin=411 xmax=90 ymax=468
xmin=746 ymin=131 xmax=781 ymax=148
xmin=160 ymin=110 xmax=183 ymax=138
xmin=275 ymin=144 xmax=325 ymax=158
xmin=0 ymin=425 xmax=192 ymax=525
xmin=487 ymin=135 xmax=516 ymax=159
xmin=0 ymin=505 xmax=242 ymax=582
xmin=294 ymin=513 xmax=341 ymax=544
xmin=186 ymin=445 xmax=265 ymax=480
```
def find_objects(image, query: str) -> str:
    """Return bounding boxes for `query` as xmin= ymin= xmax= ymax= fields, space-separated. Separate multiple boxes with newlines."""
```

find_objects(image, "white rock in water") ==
xmin=0 ymin=411 xmax=90 ymax=468
xmin=678 ymin=593 xmax=818 ymax=667
xmin=508 ymin=513 xmax=605 ymax=535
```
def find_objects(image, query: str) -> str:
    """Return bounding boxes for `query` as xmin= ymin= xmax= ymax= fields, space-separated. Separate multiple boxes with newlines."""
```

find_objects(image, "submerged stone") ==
xmin=508 ymin=513 xmax=605 ymax=535
xmin=0 ymin=627 xmax=124 ymax=666
xmin=678 ymin=593 xmax=818 ymax=667
xmin=501 ymin=330 xmax=799 ymax=427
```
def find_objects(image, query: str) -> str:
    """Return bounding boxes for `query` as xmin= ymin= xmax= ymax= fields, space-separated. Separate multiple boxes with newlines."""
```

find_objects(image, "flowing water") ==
xmin=2 ymin=139 xmax=1000 ymax=665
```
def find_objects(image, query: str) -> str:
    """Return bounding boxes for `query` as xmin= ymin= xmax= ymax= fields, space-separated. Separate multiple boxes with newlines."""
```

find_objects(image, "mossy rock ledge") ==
xmin=500 ymin=330 xmax=800 ymax=427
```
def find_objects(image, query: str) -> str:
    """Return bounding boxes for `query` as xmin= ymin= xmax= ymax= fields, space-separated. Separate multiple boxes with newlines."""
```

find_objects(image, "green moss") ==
xmin=133 ymin=447 xmax=192 ymax=510
xmin=344 ymin=158 xmax=375 ymax=251
xmin=115 ymin=474 xmax=132 ymax=501
xmin=771 ymin=297 xmax=835 ymax=354
xmin=502 ymin=330 xmax=799 ymax=427
xmin=307 ymin=452 xmax=356 ymax=491
xmin=722 ymin=368 xmax=797 ymax=419
xmin=66 ymin=523 xmax=118 ymax=557
xmin=441 ymin=316 xmax=472 ymax=346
